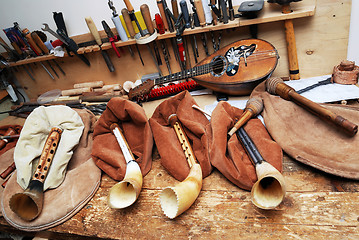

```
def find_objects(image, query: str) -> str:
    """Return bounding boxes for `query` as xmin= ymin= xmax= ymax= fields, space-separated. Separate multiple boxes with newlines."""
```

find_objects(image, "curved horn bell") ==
xmin=107 ymin=123 xmax=143 ymax=209
xmin=9 ymin=127 xmax=63 ymax=221
xmin=236 ymin=127 xmax=286 ymax=209
xmin=251 ymin=161 xmax=286 ymax=209
xmin=160 ymin=114 xmax=203 ymax=219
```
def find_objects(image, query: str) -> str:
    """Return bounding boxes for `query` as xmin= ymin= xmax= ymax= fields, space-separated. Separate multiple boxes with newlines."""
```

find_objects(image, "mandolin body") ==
xmin=128 ymin=39 xmax=279 ymax=100
xmin=192 ymin=39 xmax=279 ymax=95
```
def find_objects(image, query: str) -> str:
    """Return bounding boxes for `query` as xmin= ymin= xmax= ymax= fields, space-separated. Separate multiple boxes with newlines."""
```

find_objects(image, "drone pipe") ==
xmin=266 ymin=77 xmax=358 ymax=136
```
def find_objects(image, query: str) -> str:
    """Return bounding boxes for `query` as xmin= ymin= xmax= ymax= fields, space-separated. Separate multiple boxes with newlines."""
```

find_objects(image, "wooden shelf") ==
xmin=3 ymin=0 xmax=315 ymax=68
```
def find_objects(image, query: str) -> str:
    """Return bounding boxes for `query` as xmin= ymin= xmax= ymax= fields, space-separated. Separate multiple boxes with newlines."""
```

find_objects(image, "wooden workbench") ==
xmin=0 ymin=95 xmax=358 ymax=239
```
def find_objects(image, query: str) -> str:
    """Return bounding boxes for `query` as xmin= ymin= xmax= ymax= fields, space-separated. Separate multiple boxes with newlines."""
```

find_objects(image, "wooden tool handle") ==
xmin=171 ymin=0 xmax=179 ymax=19
xmin=157 ymin=0 xmax=169 ymax=31
xmin=123 ymin=0 xmax=134 ymax=12
xmin=85 ymin=17 xmax=102 ymax=45
xmin=140 ymin=4 xmax=154 ymax=34
xmin=22 ymin=28 xmax=42 ymax=55
xmin=0 ymin=37 xmax=11 ymax=53
xmin=194 ymin=0 xmax=206 ymax=26
xmin=211 ymin=0 xmax=218 ymax=25
xmin=33 ymin=127 xmax=62 ymax=183
xmin=121 ymin=8 xmax=136 ymax=38
xmin=31 ymin=32 xmax=49 ymax=54
xmin=11 ymin=42 xmax=22 ymax=55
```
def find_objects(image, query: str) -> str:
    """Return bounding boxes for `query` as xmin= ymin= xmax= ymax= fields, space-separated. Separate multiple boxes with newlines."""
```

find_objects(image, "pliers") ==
xmin=102 ymin=20 xmax=121 ymax=58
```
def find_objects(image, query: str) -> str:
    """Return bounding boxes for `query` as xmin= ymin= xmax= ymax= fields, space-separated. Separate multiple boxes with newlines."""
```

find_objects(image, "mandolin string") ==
xmin=155 ymin=51 xmax=278 ymax=85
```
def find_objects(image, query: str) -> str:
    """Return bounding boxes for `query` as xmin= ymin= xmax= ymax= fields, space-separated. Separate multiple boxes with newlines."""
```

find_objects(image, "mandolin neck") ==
xmin=154 ymin=63 xmax=212 ymax=85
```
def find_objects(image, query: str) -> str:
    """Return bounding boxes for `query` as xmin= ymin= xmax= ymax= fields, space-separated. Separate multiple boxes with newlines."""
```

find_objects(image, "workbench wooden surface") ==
xmin=0 ymin=96 xmax=358 ymax=239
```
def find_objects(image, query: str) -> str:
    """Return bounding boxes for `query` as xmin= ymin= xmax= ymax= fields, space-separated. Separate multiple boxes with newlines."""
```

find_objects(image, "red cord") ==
xmin=143 ymin=80 xmax=201 ymax=100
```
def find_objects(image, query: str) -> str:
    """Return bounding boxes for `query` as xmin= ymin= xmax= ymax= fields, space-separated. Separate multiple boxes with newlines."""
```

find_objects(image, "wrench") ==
xmin=41 ymin=23 xmax=67 ymax=44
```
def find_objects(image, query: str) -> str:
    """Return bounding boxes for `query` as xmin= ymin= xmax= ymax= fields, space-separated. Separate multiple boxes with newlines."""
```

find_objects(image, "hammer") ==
xmin=268 ymin=0 xmax=302 ymax=80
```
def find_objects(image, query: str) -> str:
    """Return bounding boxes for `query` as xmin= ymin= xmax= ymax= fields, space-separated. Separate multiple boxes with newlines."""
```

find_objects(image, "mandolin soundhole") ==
xmin=210 ymin=56 xmax=227 ymax=77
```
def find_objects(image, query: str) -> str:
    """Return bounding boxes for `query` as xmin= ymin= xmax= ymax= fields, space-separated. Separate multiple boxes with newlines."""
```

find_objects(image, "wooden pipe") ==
xmin=9 ymin=127 xmax=62 ymax=221
xmin=159 ymin=114 xmax=202 ymax=219
xmin=107 ymin=123 xmax=143 ymax=209
xmin=266 ymin=77 xmax=358 ymax=136
xmin=227 ymin=97 xmax=263 ymax=137
xmin=1 ymin=162 xmax=16 ymax=180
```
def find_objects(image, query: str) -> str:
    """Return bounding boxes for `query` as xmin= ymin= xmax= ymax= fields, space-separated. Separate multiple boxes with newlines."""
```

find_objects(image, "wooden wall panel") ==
xmin=9 ymin=0 xmax=351 ymax=100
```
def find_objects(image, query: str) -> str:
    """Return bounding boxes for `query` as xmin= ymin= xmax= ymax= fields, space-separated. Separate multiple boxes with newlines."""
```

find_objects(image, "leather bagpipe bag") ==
xmin=1 ymin=106 xmax=101 ymax=231
xmin=210 ymin=101 xmax=283 ymax=190
xmin=0 ymin=125 xmax=22 ymax=216
xmin=92 ymin=97 xmax=153 ymax=180
xmin=149 ymin=91 xmax=212 ymax=181
xmin=252 ymin=81 xmax=359 ymax=179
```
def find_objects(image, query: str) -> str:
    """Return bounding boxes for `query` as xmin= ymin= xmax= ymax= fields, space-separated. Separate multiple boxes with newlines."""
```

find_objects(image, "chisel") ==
xmin=85 ymin=16 xmax=115 ymax=72
xmin=121 ymin=8 xmax=144 ymax=65
xmin=139 ymin=4 xmax=163 ymax=75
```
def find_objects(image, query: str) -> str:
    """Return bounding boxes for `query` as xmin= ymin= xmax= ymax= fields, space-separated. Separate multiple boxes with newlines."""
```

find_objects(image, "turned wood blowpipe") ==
xmin=266 ymin=77 xmax=358 ymax=136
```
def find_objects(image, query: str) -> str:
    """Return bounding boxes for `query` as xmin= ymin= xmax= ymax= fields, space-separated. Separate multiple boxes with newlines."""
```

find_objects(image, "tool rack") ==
xmin=2 ymin=0 xmax=348 ymax=102
xmin=4 ymin=1 xmax=315 ymax=67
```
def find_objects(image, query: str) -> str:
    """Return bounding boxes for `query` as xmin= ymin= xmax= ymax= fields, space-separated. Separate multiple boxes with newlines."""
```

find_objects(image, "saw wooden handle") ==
xmin=22 ymin=28 xmax=42 ymax=55
xmin=85 ymin=16 xmax=102 ymax=45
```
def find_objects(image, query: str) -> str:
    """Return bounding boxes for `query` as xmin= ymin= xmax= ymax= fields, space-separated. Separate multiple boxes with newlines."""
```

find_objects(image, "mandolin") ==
xmin=128 ymin=39 xmax=279 ymax=100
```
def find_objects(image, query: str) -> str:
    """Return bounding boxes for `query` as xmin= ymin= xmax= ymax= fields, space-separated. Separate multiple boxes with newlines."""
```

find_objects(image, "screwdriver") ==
xmin=85 ymin=16 xmax=115 ymax=72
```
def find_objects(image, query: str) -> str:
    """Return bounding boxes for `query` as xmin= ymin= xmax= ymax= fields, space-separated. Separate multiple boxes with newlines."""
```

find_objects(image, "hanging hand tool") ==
xmin=201 ymin=0 xmax=213 ymax=24
xmin=193 ymin=0 xmax=206 ymax=26
xmin=41 ymin=23 xmax=90 ymax=66
xmin=155 ymin=13 xmax=172 ymax=73
xmin=121 ymin=8 xmax=144 ymax=65
xmin=179 ymin=0 xmax=191 ymax=28
xmin=157 ymin=0 xmax=170 ymax=32
xmin=40 ymin=62 xmax=55 ymax=79
xmin=21 ymin=28 xmax=42 ymax=56
xmin=138 ymin=4 xmax=163 ymax=75
xmin=140 ymin=4 xmax=162 ymax=66
xmin=201 ymin=32 xmax=209 ymax=56
xmin=228 ymin=0 xmax=235 ymax=21
xmin=53 ymin=12 xmax=69 ymax=37
xmin=171 ymin=0 xmax=179 ymax=19
xmin=102 ymin=20 xmax=121 ymax=58
xmin=47 ymin=61 xmax=59 ymax=78
xmin=219 ymin=0 xmax=228 ymax=23
xmin=31 ymin=31 xmax=49 ymax=55
xmin=21 ymin=65 xmax=36 ymax=81
xmin=52 ymin=59 xmax=65 ymax=76
xmin=107 ymin=0 xmax=134 ymax=56
xmin=210 ymin=0 xmax=218 ymax=25
xmin=108 ymin=0 xmax=129 ymax=42
xmin=85 ymin=17 xmax=115 ymax=72
xmin=123 ymin=0 xmax=145 ymax=36
xmin=161 ymin=0 xmax=175 ymax=32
